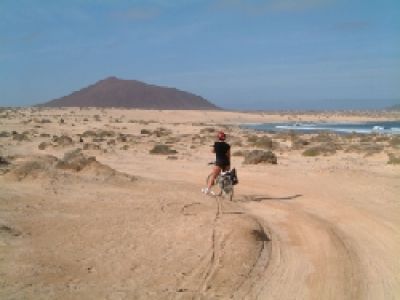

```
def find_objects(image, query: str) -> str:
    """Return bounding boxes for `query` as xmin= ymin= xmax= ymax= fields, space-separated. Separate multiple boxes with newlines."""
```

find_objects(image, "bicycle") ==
xmin=205 ymin=162 xmax=235 ymax=201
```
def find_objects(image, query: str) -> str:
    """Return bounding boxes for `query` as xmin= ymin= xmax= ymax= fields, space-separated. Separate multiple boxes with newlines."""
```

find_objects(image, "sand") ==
xmin=0 ymin=107 xmax=399 ymax=299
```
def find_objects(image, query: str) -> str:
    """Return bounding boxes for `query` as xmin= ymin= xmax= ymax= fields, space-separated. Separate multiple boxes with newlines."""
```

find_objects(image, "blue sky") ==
xmin=0 ymin=0 xmax=399 ymax=109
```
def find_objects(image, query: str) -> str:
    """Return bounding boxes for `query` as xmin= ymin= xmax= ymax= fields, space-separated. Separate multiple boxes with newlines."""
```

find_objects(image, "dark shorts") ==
xmin=216 ymin=161 xmax=230 ymax=170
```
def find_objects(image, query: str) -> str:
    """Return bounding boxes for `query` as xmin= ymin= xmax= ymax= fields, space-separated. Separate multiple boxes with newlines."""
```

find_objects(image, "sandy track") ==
xmin=234 ymin=167 xmax=400 ymax=299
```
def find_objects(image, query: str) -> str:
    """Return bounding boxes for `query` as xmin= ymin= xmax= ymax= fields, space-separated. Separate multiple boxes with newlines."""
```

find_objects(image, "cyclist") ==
xmin=202 ymin=131 xmax=231 ymax=195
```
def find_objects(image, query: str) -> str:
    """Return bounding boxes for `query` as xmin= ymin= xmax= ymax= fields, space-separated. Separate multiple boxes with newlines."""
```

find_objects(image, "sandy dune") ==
xmin=0 ymin=108 xmax=399 ymax=299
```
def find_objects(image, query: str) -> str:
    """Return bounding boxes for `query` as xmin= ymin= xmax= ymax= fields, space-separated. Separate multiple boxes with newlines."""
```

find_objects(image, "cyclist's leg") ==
xmin=207 ymin=165 xmax=221 ymax=190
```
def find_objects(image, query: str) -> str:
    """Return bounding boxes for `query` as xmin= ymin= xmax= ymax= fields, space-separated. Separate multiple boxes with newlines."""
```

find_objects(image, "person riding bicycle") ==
xmin=202 ymin=131 xmax=231 ymax=195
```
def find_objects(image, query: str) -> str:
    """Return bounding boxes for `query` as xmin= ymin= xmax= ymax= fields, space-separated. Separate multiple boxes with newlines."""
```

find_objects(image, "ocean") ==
xmin=244 ymin=121 xmax=400 ymax=135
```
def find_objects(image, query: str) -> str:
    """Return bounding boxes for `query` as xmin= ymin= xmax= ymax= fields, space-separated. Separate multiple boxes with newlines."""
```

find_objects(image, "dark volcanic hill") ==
xmin=38 ymin=77 xmax=219 ymax=110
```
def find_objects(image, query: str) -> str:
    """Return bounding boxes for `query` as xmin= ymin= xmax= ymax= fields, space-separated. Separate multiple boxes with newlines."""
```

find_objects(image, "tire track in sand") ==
xmin=175 ymin=195 xmax=272 ymax=300
xmin=243 ymin=201 xmax=366 ymax=300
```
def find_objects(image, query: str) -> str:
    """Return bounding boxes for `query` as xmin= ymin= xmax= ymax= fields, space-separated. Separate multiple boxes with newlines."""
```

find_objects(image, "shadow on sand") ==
xmin=237 ymin=194 xmax=302 ymax=202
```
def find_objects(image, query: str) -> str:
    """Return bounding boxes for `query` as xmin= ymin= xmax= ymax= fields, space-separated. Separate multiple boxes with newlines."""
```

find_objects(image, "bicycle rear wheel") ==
xmin=206 ymin=173 xmax=222 ymax=196
xmin=226 ymin=188 xmax=234 ymax=201
xmin=219 ymin=176 xmax=234 ymax=201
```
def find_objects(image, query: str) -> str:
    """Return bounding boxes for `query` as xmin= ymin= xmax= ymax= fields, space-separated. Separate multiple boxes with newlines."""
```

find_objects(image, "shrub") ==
xmin=390 ymin=136 xmax=400 ymax=148
xmin=254 ymin=136 xmax=273 ymax=149
xmin=149 ymin=144 xmax=178 ymax=155
xmin=52 ymin=135 xmax=73 ymax=146
xmin=12 ymin=133 xmax=29 ymax=141
xmin=56 ymin=149 xmax=95 ymax=171
xmin=229 ymin=137 xmax=243 ymax=147
xmin=291 ymin=137 xmax=310 ymax=150
xmin=83 ymin=143 xmax=101 ymax=150
xmin=97 ymin=130 xmax=116 ymax=138
xmin=310 ymin=132 xmax=336 ymax=143
xmin=387 ymin=153 xmax=400 ymax=165
xmin=0 ymin=156 xmax=10 ymax=166
xmin=82 ymin=130 xmax=97 ymax=137
xmin=200 ymin=127 xmax=216 ymax=134
xmin=243 ymin=150 xmax=277 ymax=164
xmin=232 ymin=150 xmax=244 ymax=156
xmin=247 ymin=135 xmax=258 ymax=143
xmin=140 ymin=129 xmax=151 ymax=135
xmin=153 ymin=127 xmax=172 ymax=137
xmin=38 ymin=142 xmax=49 ymax=150
xmin=0 ymin=131 xmax=10 ymax=137
xmin=117 ymin=134 xmax=127 ymax=143
xmin=345 ymin=143 xmax=384 ymax=155
xmin=302 ymin=143 xmax=337 ymax=156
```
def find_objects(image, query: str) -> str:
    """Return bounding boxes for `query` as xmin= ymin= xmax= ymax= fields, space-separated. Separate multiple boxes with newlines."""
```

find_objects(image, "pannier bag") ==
xmin=229 ymin=168 xmax=239 ymax=185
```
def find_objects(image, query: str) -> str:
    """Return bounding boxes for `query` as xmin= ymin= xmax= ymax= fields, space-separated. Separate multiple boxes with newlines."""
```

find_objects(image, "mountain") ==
xmin=38 ymin=77 xmax=219 ymax=110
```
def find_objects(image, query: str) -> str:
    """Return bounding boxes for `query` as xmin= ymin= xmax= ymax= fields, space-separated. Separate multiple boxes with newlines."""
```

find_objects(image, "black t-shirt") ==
xmin=214 ymin=141 xmax=230 ymax=165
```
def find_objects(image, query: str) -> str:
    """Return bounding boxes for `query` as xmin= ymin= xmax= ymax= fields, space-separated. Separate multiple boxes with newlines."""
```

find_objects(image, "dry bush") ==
xmin=390 ymin=136 xmax=400 ymax=148
xmin=40 ymin=133 xmax=51 ymax=137
xmin=92 ymin=138 xmax=106 ymax=142
xmin=56 ymin=149 xmax=96 ymax=171
xmin=200 ymin=127 xmax=216 ymax=134
xmin=0 ymin=156 xmax=10 ymax=174
xmin=83 ymin=143 xmax=101 ymax=150
xmin=0 ymin=156 xmax=10 ymax=166
xmin=254 ymin=136 xmax=273 ymax=149
xmin=140 ymin=129 xmax=151 ymax=135
xmin=387 ymin=153 xmax=400 ymax=165
xmin=117 ymin=134 xmax=128 ymax=143
xmin=149 ymin=144 xmax=178 ymax=155
xmin=375 ymin=135 xmax=390 ymax=142
xmin=345 ymin=143 xmax=384 ymax=155
xmin=165 ymin=137 xmax=180 ymax=145
xmin=82 ymin=130 xmax=97 ymax=137
xmin=229 ymin=137 xmax=243 ymax=147
xmin=246 ymin=134 xmax=259 ymax=143
xmin=97 ymin=130 xmax=116 ymax=138
xmin=52 ymin=135 xmax=73 ymax=146
xmin=310 ymin=132 xmax=337 ymax=143
xmin=120 ymin=145 xmax=129 ymax=150
xmin=153 ymin=127 xmax=172 ymax=137
xmin=7 ymin=155 xmax=58 ymax=180
xmin=38 ymin=142 xmax=50 ymax=150
xmin=232 ymin=150 xmax=244 ymax=156
xmin=0 ymin=131 xmax=10 ymax=138
xmin=12 ymin=133 xmax=29 ymax=141
xmin=243 ymin=150 xmax=277 ymax=164
xmin=291 ymin=137 xmax=310 ymax=150
xmin=360 ymin=135 xmax=374 ymax=143
xmin=302 ymin=143 xmax=337 ymax=156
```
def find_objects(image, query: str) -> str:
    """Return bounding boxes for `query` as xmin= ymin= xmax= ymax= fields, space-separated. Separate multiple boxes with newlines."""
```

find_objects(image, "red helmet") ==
xmin=217 ymin=131 xmax=226 ymax=141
